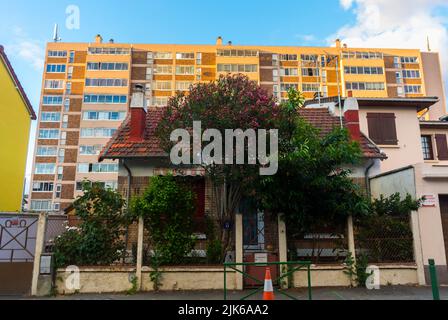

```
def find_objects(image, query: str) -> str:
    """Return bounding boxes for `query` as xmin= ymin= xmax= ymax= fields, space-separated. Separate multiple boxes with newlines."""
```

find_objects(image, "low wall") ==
xmin=53 ymin=266 xmax=237 ymax=295
xmin=293 ymin=264 xmax=419 ymax=288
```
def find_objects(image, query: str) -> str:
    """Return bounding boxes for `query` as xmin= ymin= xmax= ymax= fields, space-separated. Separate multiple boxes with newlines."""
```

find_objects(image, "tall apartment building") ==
xmin=28 ymin=35 xmax=447 ymax=212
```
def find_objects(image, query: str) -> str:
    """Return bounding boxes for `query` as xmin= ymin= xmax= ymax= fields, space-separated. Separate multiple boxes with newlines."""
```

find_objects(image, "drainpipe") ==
xmin=122 ymin=159 xmax=133 ymax=262
xmin=364 ymin=159 xmax=375 ymax=198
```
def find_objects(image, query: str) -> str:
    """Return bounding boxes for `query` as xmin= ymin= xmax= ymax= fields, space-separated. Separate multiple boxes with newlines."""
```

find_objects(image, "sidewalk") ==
xmin=3 ymin=286 xmax=447 ymax=300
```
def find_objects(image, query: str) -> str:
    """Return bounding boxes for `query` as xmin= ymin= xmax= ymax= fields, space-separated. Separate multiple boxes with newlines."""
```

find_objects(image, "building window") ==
xmin=280 ymin=83 xmax=298 ymax=92
xmin=217 ymin=64 xmax=257 ymax=73
xmin=82 ymin=111 xmax=126 ymax=121
xmin=342 ymin=51 xmax=383 ymax=60
xmin=48 ymin=50 xmax=67 ymax=57
xmin=87 ymin=47 xmax=130 ymax=55
xmin=68 ymin=51 xmax=75 ymax=63
xmin=35 ymin=163 xmax=56 ymax=174
xmin=154 ymin=65 xmax=172 ymax=74
xmin=367 ymin=113 xmax=398 ymax=145
xmin=57 ymin=166 xmax=63 ymax=180
xmin=346 ymin=82 xmax=385 ymax=91
xmin=80 ymin=128 xmax=117 ymax=138
xmin=176 ymin=81 xmax=193 ymax=91
xmin=302 ymin=68 xmax=320 ymax=77
xmin=404 ymin=85 xmax=421 ymax=94
xmin=344 ymin=66 xmax=384 ymax=75
xmin=280 ymin=68 xmax=298 ymax=76
xmin=41 ymin=112 xmax=61 ymax=122
xmin=39 ymin=129 xmax=60 ymax=139
xmin=279 ymin=54 xmax=298 ymax=61
xmin=175 ymin=66 xmax=195 ymax=75
xmin=302 ymin=83 xmax=320 ymax=92
xmin=300 ymin=54 xmax=318 ymax=62
xmin=43 ymin=96 xmax=63 ymax=105
xmin=36 ymin=146 xmax=58 ymax=157
xmin=154 ymin=81 xmax=172 ymax=91
xmin=79 ymin=145 xmax=103 ymax=155
xmin=46 ymin=64 xmax=66 ymax=73
xmin=55 ymin=184 xmax=62 ymax=199
xmin=400 ymin=56 xmax=419 ymax=64
xmin=30 ymin=200 xmax=52 ymax=212
xmin=435 ymin=134 xmax=448 ymax=161
xmin=154 ymin=52 xmax=173 ymax=59
xmin=86 ymin=62 xmax=129 ymax=71
xmin=402 ymin=70 xmax=421 ymax=79
xmin=421 ymin=135 xmax=434 ymax=160
xmin=44 ymin=80 xmax=64 ymax=89
xmin=83 ymin=94 xmax=127 ymax=104
xmin=77 ymin=163 xmax=119 ymax=173
xmin=176 ymin=52 xmax=195 ymax=60
xmin=32 ymin=182 xmax=54 ymax=192
xmin=217 ymin=50 xmax=258 ymax=57
xmin=152 ymin=97 xmax=169 ymax=106
xmin=85 ymin=78 xmax=128 ymax=87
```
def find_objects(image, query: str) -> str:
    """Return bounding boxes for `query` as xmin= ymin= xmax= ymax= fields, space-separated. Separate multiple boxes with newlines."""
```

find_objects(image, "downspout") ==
xmin=364 ymin=159 xmax=375 ymax=198
xmin=122 ymin=159 xmax=133 ymax=262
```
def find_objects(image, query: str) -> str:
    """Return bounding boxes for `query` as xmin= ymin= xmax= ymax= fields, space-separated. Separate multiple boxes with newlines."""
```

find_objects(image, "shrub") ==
xmin=131 ymin=176 xmax=196 ymax=265
xmin=53 ymin=182 xmax=128 ymax=268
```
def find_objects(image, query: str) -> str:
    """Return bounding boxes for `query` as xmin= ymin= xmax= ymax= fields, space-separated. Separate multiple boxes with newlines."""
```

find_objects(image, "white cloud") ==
xmin=296 ymin=34 xmax=316 ymax=42
xmin=4 ymin=26 xmax=45 ymax=71
xmin=330 ymin=0 xmax=448 ymax=77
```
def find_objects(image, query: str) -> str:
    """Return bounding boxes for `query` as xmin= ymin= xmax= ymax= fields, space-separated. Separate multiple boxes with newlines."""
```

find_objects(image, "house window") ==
xmin=46 ymin=64 xmax=66 ymax=73
xmin=176 ymin=52 xmax=194 ymax=60
xmin=421 ymin=135 xmax=434 ymax=160
xmin=367 ymin=113 xmax=398 ymax=145
xmin=32 ymin=182 xmax=54 ymax=192
xmin=30 ymin=200 xmax=52 ymax=212
xmin=35 ymin=164 xmax=56 ymax=174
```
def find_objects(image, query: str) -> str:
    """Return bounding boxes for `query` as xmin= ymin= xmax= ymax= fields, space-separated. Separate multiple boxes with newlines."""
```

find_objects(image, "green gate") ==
xmin=224 ymin=261 xmax=313 ymax=301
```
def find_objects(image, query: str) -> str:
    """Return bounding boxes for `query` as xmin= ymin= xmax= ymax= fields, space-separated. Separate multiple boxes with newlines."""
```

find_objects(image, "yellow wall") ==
xmin=0 ymin=59 xmax=32 ymax=212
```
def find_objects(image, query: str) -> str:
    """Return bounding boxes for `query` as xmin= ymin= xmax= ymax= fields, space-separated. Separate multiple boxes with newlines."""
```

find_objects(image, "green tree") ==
xmin=53 ymin=182 xmax=128 ymax=268
xmin=258 ymin=89 xmax=368 ymax=240
xmin=156 ymin=74 xmax=282 ymax=262
xmin=131 ymin=176 xmax=196 ymax=265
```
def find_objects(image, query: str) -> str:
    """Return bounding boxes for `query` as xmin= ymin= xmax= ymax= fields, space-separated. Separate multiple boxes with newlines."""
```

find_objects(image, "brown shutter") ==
xmin=367 ymin=113 xmax=397 ymax=145
xmin=435 ymin=134 xmax=448 ymax=160
xmin=367 ymin=113 xmax=383 ymax=144
xmin=381 ymin=113 xmax=398 ymax=145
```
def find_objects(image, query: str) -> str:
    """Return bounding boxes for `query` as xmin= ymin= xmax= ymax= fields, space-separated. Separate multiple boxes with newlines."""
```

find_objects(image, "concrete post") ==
xmin=31 ymin=213 xmax=47 ymax=296
xmin=278 ymin=214 xmax=289 ymax=289
xmin=136 ymin=216 xmax=144 ymax=290
xmin=410 ymin=211 xmax=426 ymax=285
xmin=235 ymin=213 xmax=244 ymax=290
xmin=347 ymin=215 xmax=356 ymax=263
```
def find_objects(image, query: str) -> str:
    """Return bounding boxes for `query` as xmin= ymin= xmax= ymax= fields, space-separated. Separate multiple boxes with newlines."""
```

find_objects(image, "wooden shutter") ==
xmin=381 ymin=113 xmax=398 ymax=145
xmin=367 ymin=113 xmax=398 ymax=145
xmin=435 ymin=134 xmax=448 ymax=160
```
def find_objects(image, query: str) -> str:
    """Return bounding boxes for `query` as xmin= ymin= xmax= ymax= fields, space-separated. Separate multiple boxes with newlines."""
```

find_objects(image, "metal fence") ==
xmin=287 ymin=225 xmax=348 ymax=264
xmin=355 ymin=215 xmax=414 ymax=264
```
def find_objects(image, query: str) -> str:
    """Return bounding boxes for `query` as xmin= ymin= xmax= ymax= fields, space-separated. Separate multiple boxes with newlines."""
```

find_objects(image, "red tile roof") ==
xmin=0 ymin=45 xmax=36 ymax=120
xmin=100 ymin=107 xmax=167 ymax=160
xmin=299 ymin=108 xmax=386 ymax=159
xmin=100 ymin=107 xmax=386 ymax=161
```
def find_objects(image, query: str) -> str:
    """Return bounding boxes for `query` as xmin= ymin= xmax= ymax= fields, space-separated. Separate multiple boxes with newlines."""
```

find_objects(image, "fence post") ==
xmin=136 ymin=216 xmax=144 ymax=291
xmin=31 ymin=212 xmax=47 ymax=296
xmin=347 ymin=215 xmax=356 ymax=263
xmin=235 ymin=213 xmax=244 ymax=290
xmin=278 ymin=214 xmax=289 ymax=289
xmin=410 ymin=211 xmax=426 ymax=285
xmin=429 ymin=259 xmax=440 ymax=300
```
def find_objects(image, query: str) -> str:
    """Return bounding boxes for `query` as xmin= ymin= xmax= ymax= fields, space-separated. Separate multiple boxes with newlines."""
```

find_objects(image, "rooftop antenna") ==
xmin=53 ymin=24 xmax=61 ymax=42
xmin=427 ymin=36 xmax=431 ymax=52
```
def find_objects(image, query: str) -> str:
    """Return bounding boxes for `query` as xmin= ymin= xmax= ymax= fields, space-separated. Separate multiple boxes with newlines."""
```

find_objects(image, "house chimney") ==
xmin=343 ymin=97 xmax=361 ymax=142
xmin=216 ymin=36 xmax=223 ymax=46
xmin=335 ymin=39 xmax=341 ymax=49
xmin=228 ymin=41 xmax=232 ymax=46
xmin=109 ymin=39 xmax=114 ymax=44
xmin=95 ymin=34 xmax=103 ymax=43
xmin=129 ymin=84 xmax=147 ymax=142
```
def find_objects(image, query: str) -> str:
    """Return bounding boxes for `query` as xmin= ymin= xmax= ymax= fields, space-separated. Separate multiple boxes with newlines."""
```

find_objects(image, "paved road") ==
xmin=1 ymin=286 xmax=447 ymax=300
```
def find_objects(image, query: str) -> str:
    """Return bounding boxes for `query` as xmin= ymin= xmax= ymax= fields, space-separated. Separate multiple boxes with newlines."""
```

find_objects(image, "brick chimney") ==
xmin=216 ymin=36 xmax=223 ymax=46
xmin=95 ymin=34 xmax=103 ymax=44
xmin=343 ymin=97 xmax=361 ymax=142
xmin=129 ymin=84 xmax=147 ymax=142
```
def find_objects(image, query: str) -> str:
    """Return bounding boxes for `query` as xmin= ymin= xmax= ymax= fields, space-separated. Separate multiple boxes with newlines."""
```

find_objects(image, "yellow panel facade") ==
xmin=0 ymin=56 xmax=33 ymax=212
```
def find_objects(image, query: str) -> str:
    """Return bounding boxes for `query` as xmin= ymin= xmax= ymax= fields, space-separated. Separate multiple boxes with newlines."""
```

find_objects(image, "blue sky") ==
xmin=0 ymin=0 xmax=447 ymax=180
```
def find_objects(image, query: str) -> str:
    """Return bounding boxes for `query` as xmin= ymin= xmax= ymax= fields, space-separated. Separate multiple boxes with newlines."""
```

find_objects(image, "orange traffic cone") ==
xmin=262 ymin=268 xmax=275 ymax=301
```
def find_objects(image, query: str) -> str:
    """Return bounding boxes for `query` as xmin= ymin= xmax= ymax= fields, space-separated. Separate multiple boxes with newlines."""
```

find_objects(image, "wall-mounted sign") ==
xmin=254 ymin=253 xmax=268 ymax=264
xmin=422 ymin=195 xmax=437 ymax=207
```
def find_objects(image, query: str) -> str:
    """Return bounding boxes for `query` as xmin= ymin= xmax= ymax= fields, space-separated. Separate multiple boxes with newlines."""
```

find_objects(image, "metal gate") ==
xmin=0 ymin=214 xmax=38 ymax=295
